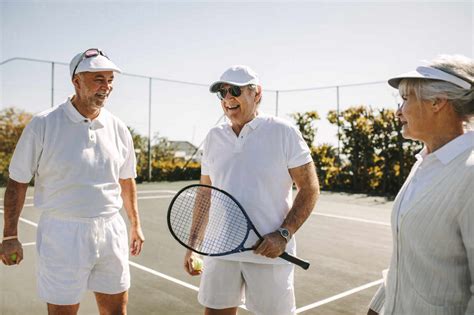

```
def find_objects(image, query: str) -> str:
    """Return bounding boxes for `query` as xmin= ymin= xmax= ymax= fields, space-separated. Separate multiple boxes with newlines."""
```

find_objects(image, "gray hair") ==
xmin=399 ymin=54 xmax=474 ymax=122
xmin=247 ymin=84 xmax=263 ymax=105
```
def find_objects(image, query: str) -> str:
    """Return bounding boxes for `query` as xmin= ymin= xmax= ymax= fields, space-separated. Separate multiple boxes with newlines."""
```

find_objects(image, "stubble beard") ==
xmin=87 ymin=94 xmax=107 ymax=111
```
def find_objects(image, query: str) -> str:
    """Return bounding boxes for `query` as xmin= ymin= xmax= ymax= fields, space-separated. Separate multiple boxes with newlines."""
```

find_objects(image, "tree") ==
xmin=311 ymin=144 xmax=341 ymax=190
xmin=128 ymin=127 xmax=149 ymax=182
xmin=328 ymin=106 xmax=421 ymax=195
xmin=290 ymin=111 xmax=320 ymax=148
xmin=0 ymin=108 xmax=32 ymax=185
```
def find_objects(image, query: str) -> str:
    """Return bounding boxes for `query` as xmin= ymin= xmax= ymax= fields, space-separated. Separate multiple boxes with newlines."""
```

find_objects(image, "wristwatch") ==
xmin=277 ymin=227 xmax=291 ymax=243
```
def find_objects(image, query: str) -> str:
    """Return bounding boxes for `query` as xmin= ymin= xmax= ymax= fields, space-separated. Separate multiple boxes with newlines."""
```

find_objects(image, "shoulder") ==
xmin=464 ymin=148 xmax=474 ymax=174
xmin=101 ymin=108 xmax=129 ymax=130
xmin=100 ymin=109 xmax=133 ymax=145
xmin=258 ymin=114 xmax=298 ymax=133
xmin=448 ymin=148 xmax=474 ymax=188
xmin=26 ymin=105 xmax=63 ymax=132
xmin=207 ymin=121 xmax=229 ymax=136
xmin=34 ymin=104 xmax=64 ymax=121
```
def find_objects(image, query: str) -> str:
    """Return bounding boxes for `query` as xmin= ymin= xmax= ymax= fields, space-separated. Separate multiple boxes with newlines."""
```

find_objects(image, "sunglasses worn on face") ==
xmin=217 ymin=85 xmax=243 ymax=100
xmin=71 ymin=48 xmax=109 ymax=79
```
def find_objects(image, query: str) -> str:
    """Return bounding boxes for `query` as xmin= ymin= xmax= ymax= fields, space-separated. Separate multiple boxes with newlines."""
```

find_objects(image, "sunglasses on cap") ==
xmin=71 ymin=48 xmax=109 ymax=79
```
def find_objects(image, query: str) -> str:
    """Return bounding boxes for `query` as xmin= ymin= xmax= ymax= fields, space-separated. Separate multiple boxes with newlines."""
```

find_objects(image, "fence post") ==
xmin=51 ymin=62 xmax=55 ymax=108
xmin=336 ymin=86 xmax=340 ymax=157
xmin=275 ymin=90 xmax=279 ymax=116
xmin=148 ymin=77 xmax=152 ymax=182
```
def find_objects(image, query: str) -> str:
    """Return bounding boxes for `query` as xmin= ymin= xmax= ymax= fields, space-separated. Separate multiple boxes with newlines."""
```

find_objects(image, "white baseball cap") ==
xmin=210 ymin=65 xmax=260 ymax=92
xmin=388 ymin=66 xmax=471 ymax=90
xmin=69 ymin=48 xmax=122 ymax=78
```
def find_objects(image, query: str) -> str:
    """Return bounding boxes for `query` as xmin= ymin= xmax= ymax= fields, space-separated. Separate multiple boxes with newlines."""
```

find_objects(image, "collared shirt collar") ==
xmin=227 ymin=113 xmax=264 ymax=131
xmin=63 ymin=96 xmax=106 ymax=128
xmin=247 ymin=113 xmax=264 ymax=130
xmin=417 ymin=131 xmax=474 ymax=165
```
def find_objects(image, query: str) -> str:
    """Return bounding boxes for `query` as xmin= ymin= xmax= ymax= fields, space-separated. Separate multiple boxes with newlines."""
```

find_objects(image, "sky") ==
xmin=0 ymin=1 xmax=472 ymax=147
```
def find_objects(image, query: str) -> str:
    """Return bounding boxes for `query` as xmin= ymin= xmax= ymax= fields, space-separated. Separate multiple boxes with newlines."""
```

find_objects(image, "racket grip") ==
xmin=280 ymin=252 xmax=310 ymax=270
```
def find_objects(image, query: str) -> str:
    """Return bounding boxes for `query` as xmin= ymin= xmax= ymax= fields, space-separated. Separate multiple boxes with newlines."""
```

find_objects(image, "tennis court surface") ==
xmin=0 ymin=181 xmax=393 ymax=314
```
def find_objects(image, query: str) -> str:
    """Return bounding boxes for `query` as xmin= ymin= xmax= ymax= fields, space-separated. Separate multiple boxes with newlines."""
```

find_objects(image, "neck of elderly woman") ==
xmin=422 ymin=98 xmax=464 ymax=154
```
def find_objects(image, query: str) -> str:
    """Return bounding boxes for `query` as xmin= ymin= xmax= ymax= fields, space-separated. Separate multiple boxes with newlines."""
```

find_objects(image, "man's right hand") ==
xmin=367 ymin=309 xmax=378 ymax=315
xmin=1 ymin=239 xmax=23 ymax=265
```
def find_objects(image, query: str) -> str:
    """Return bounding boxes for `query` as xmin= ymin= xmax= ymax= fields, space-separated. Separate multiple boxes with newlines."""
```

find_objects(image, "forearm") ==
xmin=189 ymin=187 xmax=211 ymax=248
xmin=3 ymin=178 xmax=28 ymax=237
xmin=281 ymin=184 xmax=319 ymax=235
xmin=119 ymin=178 xmax=141 ymax=228
xmin=282 ymin=162 xmax=320 ymax=235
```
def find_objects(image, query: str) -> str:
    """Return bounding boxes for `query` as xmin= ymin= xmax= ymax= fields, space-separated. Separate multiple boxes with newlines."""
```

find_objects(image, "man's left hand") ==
xmin=253 ymin=231 xmax=287 ymax=258
xmin=129 ymin=226 xmax=145 ymax=256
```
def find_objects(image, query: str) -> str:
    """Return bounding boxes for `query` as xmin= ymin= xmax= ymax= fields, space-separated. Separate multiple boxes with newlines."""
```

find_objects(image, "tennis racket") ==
xmin=167 ymin=184 xmax=310 ymax=270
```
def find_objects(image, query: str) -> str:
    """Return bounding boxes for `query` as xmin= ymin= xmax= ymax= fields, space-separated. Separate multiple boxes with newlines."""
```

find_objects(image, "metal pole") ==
xmin=51 ymin=62 xmax=55 ymax=108
xmin=275 ymin=90 xmax=279 ymax=116
xmin=148 ymin=78 xmax=152 ymax=182
xmin=336 ymin=86 xmax=340 ymax=156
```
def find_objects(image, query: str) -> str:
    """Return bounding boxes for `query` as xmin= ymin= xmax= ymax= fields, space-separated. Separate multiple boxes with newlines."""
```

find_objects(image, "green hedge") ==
xmin=1 ymin=106 xmax=422 ymax=196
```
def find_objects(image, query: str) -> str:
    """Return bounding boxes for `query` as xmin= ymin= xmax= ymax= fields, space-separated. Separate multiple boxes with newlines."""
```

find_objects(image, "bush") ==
xmin=294 ymin=106 xmax=421 ymax=196
xmin=0 ymin=108 xmax=32 ymax=185
xmin=151 ymin=160 xmax=201 ymax=181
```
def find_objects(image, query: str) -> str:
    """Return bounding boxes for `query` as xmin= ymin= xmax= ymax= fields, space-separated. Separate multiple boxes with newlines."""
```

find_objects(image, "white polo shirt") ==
xmin=9 ymin=98 xmax=137 ymax=218
xmin=201 ymin=114 xmax=313 ymax=264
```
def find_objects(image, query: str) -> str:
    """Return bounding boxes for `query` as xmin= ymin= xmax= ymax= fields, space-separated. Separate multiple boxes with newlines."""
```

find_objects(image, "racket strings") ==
xmin=169 ymin=186 xmax=249 ymax=255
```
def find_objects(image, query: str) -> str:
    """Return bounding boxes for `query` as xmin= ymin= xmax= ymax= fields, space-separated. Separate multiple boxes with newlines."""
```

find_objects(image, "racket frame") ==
xmin=167 ymin=184 xmax=310 ymax=270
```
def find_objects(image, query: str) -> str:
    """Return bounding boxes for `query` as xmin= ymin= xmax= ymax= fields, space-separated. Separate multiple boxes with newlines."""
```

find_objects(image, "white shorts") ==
xmin=36 ymin=212 xmax=130 ymax=305
xmin=198 ymin=258 xmax=295 ymax=315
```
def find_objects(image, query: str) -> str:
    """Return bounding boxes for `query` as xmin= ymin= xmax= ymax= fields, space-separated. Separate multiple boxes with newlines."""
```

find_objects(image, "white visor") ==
xmin=388 ymin=66 xmax=471 ymax=90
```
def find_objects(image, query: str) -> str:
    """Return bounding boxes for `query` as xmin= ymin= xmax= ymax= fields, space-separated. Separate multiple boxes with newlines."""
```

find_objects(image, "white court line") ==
xmin=0 ymin=206 xmax=383 ymax=312
xmin=313 ymin=212 xmax=390 ymax=226
xmin=128 ymin=261 xmax=199 ymax=291
xmin=23 ymin=242 xmax=36 ymax=247
xmin=137 ymin=190 xmax=178 ymax=194
xmin=0 ymin=194 xmax=174 ymax=202
xmin=0 ymin=210 xmax=248 ymax=311
xmin=295 ymin=279 xmax=383 ymax=313
xmin=128 ymin=261 xmax=249 ymax=310
xmin=0 ymin=209 xmax=37 ymax=226
xmin=0 ymin=190 xmax=177 ymax=201
xmin=0 ymin=196 xmax=34 ymax=201
xmin=138 ymin=195 xmax=175 ymax=200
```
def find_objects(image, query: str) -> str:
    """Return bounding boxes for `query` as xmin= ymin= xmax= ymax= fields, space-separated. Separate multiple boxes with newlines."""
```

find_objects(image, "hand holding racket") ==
xmin=167 ymin=184 xmax=310 ymax=270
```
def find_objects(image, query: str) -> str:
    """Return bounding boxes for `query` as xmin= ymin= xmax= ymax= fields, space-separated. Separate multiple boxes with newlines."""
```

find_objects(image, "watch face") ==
xmin=281 ymin=229 xmax=289 ymax=237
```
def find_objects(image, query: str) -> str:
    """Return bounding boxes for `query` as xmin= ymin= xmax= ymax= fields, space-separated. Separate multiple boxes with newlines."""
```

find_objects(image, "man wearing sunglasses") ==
xmin=2 ymin=49 xmax=144 ymax=315
xmin=184 ymin=65 xmax=320 ymax=315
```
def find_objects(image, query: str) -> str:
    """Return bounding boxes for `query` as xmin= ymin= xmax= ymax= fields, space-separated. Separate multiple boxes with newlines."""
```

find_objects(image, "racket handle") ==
xmin=279 ymin=252 xmax=310 ymax=270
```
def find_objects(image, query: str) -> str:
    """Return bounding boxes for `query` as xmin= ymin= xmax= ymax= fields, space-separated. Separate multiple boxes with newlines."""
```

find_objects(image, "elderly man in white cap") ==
xmin=183 ymin=65 xmax=320 ymax=315
xmin=1 ymin=48 xmax=144 ymax=315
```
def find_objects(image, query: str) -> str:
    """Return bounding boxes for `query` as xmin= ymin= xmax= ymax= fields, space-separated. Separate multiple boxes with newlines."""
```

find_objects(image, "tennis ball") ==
xmin=192 ymin=257 xmax=203 ymax=271
xmin=10 ymin=253 xmax=17 ymax=262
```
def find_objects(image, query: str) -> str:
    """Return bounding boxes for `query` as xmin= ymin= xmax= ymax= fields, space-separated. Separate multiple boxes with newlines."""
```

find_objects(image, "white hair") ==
xmin=399 ymin=54 xmax=474 ymax=123
xmin=247 ymin=84 xmax=263 ymax=105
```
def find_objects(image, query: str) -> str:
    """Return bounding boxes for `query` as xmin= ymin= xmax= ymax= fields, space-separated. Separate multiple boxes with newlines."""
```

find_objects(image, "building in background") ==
xmin=169 ymin=141 xmax=202 ymax=162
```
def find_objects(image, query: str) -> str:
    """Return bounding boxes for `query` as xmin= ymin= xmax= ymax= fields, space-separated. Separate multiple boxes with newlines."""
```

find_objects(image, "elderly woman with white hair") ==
xmin=368 ymin=55 xmax=474 ymax=315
